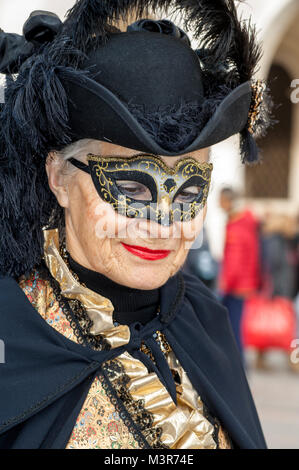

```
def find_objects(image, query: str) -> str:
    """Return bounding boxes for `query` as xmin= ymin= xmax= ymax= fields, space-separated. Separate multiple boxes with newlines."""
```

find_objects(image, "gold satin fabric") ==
xmin=103 ymin=351 xmax=217 ymax=449
xmin=19 ymin=228 xmax=232 ymax=449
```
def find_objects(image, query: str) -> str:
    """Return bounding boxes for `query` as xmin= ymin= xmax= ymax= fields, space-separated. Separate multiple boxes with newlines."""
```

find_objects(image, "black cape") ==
xmin=0 ymin=270 xmax=267 ymax=449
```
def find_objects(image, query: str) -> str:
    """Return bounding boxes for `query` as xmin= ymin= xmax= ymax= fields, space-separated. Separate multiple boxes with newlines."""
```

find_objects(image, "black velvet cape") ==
xmin=0 ymin=270 xmax=267 ymax=449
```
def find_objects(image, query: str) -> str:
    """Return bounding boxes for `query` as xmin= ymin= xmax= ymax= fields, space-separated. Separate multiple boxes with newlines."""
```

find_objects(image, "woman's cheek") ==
xmin=169 ymin=212 xmax=205 ymax=253
xmin=168 ymin=245 xmax=189 ymax=277
xmin=94 ymin=202 xmax=129 ymax=240
xmin=182 ymin=207 xmax=207 ymax=242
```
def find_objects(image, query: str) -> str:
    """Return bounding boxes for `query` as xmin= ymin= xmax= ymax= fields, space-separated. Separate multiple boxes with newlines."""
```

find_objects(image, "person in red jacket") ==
xmin=219 ymin=188 xmax=261 ymax=356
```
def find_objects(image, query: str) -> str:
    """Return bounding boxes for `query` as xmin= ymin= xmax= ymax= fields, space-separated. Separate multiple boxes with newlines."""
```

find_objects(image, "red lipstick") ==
xmin=121 ymin=243 xmax=171 ymax=260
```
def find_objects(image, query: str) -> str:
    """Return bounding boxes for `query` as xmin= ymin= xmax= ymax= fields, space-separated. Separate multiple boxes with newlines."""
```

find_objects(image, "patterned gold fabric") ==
xmin=67 ymin=376 xmax=140 ymax=449
xmin=19 ymin=269 xmax=76 ymax=342
xmin=18 ymin=228 xmax=232 ymax=449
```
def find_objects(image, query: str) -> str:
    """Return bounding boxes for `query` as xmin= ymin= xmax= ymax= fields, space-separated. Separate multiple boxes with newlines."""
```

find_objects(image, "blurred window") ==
xmin=245 ymin=64 xmax=292 ymax=199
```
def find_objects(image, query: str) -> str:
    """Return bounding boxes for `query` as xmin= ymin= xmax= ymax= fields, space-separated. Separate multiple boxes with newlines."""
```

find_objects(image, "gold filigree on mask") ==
xmin=87 ymin=154 xmax=213 ymax=224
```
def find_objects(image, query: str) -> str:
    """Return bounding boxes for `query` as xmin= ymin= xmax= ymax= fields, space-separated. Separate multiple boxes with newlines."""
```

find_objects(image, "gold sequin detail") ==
xmin=248 ymin=80 xmax=266 ymax=135
xmin=217 ymin=424 xmax=233 ymax=449
xmin=140 ymin=331 xmax=172 ymax=363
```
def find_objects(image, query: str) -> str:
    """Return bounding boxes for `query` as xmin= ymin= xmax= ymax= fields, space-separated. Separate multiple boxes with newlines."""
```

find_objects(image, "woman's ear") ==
xmin=46 ymin=152 xmax=70 ymax=208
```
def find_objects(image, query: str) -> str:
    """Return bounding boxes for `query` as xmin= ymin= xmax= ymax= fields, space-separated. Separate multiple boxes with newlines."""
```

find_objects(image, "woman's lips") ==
xmin=121 ymin=242 xmax=171 ymax=260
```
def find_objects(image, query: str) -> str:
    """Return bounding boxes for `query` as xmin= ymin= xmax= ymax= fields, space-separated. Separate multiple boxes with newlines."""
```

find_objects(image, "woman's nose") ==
xmin=129 ymin=217 xmax=181 ymax=240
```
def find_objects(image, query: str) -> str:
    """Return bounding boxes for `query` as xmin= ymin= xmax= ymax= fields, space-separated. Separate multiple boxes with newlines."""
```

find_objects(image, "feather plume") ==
xmin=62 ymin=0 xmax=261 ymax=86
xmin=179 ymin=1 xmax=261 ymax=83
xmin=0 ymin=39 xmax=87 ymax=277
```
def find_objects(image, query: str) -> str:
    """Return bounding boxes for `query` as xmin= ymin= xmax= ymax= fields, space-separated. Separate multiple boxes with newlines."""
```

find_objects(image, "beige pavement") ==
xmin=246 ymin=350 xmax=299 ymax=449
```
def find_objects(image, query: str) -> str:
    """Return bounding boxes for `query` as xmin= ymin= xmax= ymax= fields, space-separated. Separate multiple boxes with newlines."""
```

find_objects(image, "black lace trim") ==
xmin=40 ymin=262 xmax=110 ymax=351
xmin=203 ymin=403 xmax=233 ymax=449
xmin=101 ymin=357 xmax=169 ymax=449
xmin=98 ymin=368 xmax=150 ymax=449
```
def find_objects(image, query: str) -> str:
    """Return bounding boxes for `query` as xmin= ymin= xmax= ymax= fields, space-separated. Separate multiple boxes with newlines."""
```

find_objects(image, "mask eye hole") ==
xmin=174 ymin=185 xmax=203 ymax=203
xmin=116 ymin=180 xmax=152 ymax=201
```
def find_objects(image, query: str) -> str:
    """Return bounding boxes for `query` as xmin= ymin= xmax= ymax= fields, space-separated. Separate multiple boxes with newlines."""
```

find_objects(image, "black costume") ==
xmin=0 ymin=246 xmax=265 ymax=448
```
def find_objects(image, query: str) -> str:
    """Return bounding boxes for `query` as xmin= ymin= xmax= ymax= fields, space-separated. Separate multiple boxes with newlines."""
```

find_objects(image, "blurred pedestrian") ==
xmin=219 ymin=188 xmax=261 ymax=357
xmin=261 ymin=214 xmax=296 ymax=298
xmin=251 ymin=213 xmax=298 ymax=371
xmin=183 ymin=229 xmax=218 ymax=290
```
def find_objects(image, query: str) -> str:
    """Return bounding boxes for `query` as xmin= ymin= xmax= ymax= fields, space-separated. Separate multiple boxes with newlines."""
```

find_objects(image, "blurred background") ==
xmin=1 ymin=0 xmax=299 ymax=449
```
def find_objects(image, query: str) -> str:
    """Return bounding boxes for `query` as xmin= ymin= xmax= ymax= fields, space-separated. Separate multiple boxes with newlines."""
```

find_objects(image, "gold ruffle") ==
xmin=43 ymin=229 xmax=130 ymax=349
xmin=104 ymin=351 xmax=218 ymax=449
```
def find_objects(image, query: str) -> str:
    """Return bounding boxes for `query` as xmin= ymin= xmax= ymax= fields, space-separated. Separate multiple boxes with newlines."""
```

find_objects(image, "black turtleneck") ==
xmin=68 ymin=255 xmax=160 ymax=326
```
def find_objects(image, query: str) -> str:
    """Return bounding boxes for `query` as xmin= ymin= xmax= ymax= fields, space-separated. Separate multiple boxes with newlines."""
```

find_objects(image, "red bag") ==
xmin=242 ymin=295 xmax=297 ymax=351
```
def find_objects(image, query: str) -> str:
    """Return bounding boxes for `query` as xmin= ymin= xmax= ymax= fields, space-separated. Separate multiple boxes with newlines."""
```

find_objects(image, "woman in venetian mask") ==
xmin=0 ymin=1 xmax=271 ymax=449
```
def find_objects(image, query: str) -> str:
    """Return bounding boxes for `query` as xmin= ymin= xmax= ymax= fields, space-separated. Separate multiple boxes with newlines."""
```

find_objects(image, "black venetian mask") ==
xmin=69 ymin=154 xmax=213 ymax=226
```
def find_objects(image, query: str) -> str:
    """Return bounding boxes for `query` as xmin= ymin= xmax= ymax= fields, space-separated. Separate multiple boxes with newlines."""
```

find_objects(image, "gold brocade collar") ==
xmin=43 ymin=228 xmax=131 ymax=349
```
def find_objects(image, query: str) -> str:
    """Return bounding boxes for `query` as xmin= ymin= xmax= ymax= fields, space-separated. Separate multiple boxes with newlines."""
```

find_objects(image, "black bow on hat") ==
xmin=0 ymin=10 xmax=62 ymax=74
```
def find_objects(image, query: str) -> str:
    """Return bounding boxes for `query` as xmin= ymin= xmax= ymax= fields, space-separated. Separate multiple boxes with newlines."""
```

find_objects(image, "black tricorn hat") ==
xmin=0 ymin=1 xmax=272 ymax=277
xmin=64 ymin=30 xmax=253 ymax=156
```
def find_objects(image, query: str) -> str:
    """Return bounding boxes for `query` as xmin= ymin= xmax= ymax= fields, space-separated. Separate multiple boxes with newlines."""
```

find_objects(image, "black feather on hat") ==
xmin=0 ymin=1 xmax=273 ymax=277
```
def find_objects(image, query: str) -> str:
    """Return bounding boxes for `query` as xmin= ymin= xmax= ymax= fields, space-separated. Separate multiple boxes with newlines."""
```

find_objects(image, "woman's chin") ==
xmin=115 ymin=265 xmax=175 ymax=290
xmin=121 ymin=279 xmax=168 ymax=290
